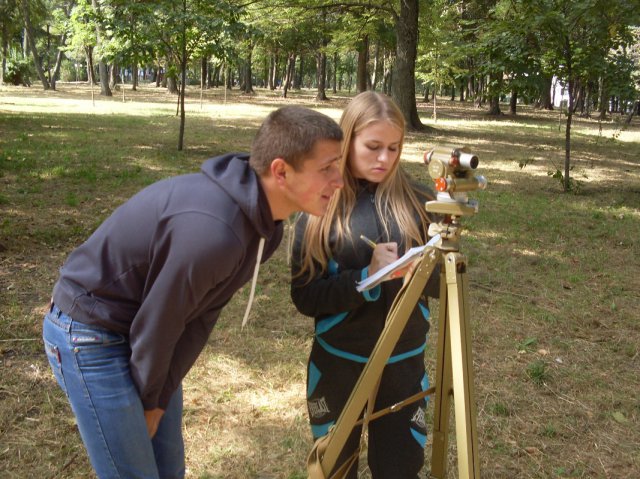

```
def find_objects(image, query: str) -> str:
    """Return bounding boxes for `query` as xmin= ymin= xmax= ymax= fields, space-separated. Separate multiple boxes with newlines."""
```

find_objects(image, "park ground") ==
xmin=0 ymin=84 xmax=639 ymax=478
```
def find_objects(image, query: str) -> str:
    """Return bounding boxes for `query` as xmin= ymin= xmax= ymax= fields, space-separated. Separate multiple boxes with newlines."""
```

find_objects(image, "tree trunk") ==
xmin=156 ymin=62 xmax=162 ymax=87
xmin=487 ymin=72 xmax=502 ymax=115
xmin=283 ymin=52 xmax=296 ymax=98
xmin=178 ymin=0 xmax=187 ymax=151
xmin=109 ymin=62 xmax=118 ymax=90
xmin=391 ymin=0 xmax=424 ymax=130
xmin=540 ymin=74 xmax=553 ymax=110
xmin=509 ymin=88 xmax=517 ymax=115
xmin=268 ymin=55 xmax=275 ymax=89
xmin=356 ymin=35 xmax=368 ymax=93
xmin=468 ymin=74 xmax=475 ymax=102
xmin=598 ymin=76 xmax=607 ymax=120
xmin=564 ymin=36 xmax=573 ymax=193
xmin=272 ymin=52 xmax=280 ymax=89
xmin=225 ymin=65 xmax=232 ymax=89
xmin=131 ymin=61 xmax=138 ymax=90
xmin=315 ymin=51 xmax=327 ymax=101
xmin=584 ymin=82 xmax=592 ymax=117
xmin=210 ymin=63 xmax=219 ymax=88
xmin=97 ymin=61 xmax=111 ymax=96
xmin=201 ymin=56 xmax=207 ymax=90
xmin=167 ymin=74 xmax=178 ymax=94
xmin=296 ymin=56 xmax=303 ymax=89
xmin=333 ymin=52 xmax=338 ymax=94
xmin=21 ymin=0 xmax=50 ymax=89
xmin=241 ymin=42 xmax=255 ymax=94
xmin=488 ymin=94 xmax=501 ymax=114
xmin=85 ymin=47 xmax=95 ymax=84
xmin=1 ymin=20 xmax=7 ymax=85
xmin=383 ymin=51 xmax=392 ymax=95
xmin=575 ymin=82 xmax=585 ymax=115
xmin=370 ymin=41 xmax=380 ymax=90
xmin=50 ymin=33 xmax=67 ymax=90
xmin=91 ymin=0 xmax=112 ymax=96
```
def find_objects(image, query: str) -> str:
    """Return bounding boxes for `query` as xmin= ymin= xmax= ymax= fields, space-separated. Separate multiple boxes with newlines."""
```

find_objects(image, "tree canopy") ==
xmin=1 ymin=0 xmax=638 ymax=184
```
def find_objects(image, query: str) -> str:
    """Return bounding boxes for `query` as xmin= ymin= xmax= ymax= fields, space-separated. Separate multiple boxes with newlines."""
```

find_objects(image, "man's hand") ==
xmin=144 ymin=408 xmax=165 ymax=438
xmin=369 ymin=242 xmax=398 ymax=276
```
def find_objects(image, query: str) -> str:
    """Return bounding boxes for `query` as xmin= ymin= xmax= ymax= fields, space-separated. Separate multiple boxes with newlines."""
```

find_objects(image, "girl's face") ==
xmin=348 ymin=120 xmax=403 ymax=183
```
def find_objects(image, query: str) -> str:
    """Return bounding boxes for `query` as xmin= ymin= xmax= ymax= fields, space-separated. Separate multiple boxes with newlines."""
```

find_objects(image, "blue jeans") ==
xmin=43 ymin=305 xmax=185 ymax=479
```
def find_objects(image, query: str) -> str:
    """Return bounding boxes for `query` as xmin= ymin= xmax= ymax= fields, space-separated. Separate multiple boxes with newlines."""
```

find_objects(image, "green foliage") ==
xmin=548 ymin=168 xmax=583 ymax=194
xmin=4 ymin=57 xmax=32 ymax=86
xmin=517 ymin=337 xmax=538 ymax=352
xmin=491 ymin=402 xmax=511 ymax=417
xmin=526 ymin=360 xmax=549 ymax=385
xmin=541 ymin=423 xmax=558 ymax=438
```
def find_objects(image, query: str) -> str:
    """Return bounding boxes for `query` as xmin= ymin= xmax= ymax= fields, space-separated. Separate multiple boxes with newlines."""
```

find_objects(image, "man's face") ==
xmin=284 ymin=139 xmax=343 ymax=217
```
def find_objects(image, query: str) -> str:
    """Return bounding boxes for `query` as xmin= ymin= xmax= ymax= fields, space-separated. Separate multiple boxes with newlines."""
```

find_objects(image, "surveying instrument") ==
xmin=307 ymin=146 xmax=487 ymax=479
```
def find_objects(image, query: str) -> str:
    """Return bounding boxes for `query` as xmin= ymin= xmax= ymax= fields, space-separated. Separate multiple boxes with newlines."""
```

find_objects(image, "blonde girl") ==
xmin=291 ymin=91 xmax=439 ymax=478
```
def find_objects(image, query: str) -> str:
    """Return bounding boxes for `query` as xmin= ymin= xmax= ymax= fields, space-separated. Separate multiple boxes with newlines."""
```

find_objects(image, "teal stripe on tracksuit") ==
xmin=360 ymin=266 xmax=381 ymax=301
xmin=418 ymin=302 xmax=430 ymax=320
xmin=315 ymin=262 xmax=428 ymax=364
xmin=315 ymin=267 xmax=380 ymax=335
xmin=308 ymin=361 xmax=321 ymax=397
xmin=311 ymin=421 xmax=334 ymax=439
xmin=411 ymin=427 xmax=427 ymax=447
xmin=316 ymin=336 xmax=426 ymax=364
xmin=316 ymin=312 xmax=348 ymax=335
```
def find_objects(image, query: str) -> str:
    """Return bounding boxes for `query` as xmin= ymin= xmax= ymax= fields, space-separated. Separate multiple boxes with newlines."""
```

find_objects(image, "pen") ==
xmin=360 ymin=234 xmax=377 ymax=250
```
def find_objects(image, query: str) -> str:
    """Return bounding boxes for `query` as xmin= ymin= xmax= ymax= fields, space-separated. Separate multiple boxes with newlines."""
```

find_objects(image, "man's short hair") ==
xmin=250 ymin=106 xmax=343 ymax=174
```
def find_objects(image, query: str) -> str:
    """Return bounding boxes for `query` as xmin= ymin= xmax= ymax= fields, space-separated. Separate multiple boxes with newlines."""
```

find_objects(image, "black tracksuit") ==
xmin=291 ymin=180 xmax=439 ymax=478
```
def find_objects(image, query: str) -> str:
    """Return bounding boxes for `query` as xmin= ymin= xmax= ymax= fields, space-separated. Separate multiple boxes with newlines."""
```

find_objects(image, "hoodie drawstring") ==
xmin=241 ymin=237 xmax=265 ymax=329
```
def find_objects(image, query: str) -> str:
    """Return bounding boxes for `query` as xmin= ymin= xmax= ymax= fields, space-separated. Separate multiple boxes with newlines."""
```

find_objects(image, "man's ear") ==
xmin=270 ymin=158 xmax=288 ymax=184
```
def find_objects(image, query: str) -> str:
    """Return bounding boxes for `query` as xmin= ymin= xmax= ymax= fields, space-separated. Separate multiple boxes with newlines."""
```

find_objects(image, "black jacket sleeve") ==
xmin=290 ymin=215 xmax=373 ymax=318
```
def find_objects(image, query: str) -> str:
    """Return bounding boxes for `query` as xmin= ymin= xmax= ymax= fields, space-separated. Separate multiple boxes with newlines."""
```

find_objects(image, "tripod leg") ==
xmin=445 ymin=252 xmax=480 ymax=479
xmin=430 ymin=267 xmax=453 ymax=479
xmin=313 ymin=250 xmax=439 ymax=477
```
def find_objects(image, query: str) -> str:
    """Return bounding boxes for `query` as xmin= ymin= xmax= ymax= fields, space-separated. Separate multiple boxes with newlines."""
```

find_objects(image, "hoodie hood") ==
xmin=201 ymin=153 xmax=276 ymax=238
xmin=201 ymin=153 xmax=283 ymax=329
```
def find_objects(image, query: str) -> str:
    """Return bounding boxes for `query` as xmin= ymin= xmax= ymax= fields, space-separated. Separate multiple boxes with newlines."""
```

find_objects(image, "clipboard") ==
xmin=356 ymin=234 xmax=441 ymax=292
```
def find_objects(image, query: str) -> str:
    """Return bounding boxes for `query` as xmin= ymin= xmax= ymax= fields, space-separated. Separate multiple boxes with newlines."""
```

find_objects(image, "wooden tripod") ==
xmin=308 ymin=215 xmax=481 ymax=479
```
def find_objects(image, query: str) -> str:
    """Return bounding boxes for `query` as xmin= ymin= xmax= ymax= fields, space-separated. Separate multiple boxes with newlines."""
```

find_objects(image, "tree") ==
xmin=390 ymin=0 xmax=426 ymax=129
xmin=67 ymin=0 xmax=98 ymax=85
xmin=416 ymin=0 xmax=465 ymax=119
xmin=149 ymin=0 xmax=240 ymax=150
xmin=107 ymin=1 xmax=159 ymax=92
xmin=90 ymin=0 xmax=112 ymax=96
xmin=528 ymin=0 xmax=638 ymax=191
xmin=1 ymin=0 xmax=20 ymax=86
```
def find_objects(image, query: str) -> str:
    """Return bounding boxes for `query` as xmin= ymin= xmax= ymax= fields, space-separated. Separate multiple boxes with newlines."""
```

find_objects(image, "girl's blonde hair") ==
xmin=297 ymin=91 xmax=432 ymax=278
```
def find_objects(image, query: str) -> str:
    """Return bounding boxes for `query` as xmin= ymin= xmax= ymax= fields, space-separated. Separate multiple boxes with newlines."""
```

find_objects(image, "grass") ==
xmin=1 ymin=82 xmax=639 ymax=478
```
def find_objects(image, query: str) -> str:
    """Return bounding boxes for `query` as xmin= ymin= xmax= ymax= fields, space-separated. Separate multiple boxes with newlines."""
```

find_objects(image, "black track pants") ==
xmin=306 ymin=340 xmax=428 ymax=478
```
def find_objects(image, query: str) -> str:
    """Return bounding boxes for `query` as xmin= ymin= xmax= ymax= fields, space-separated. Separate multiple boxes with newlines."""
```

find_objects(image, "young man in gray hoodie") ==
xmin=43 ymin=106 xmax=344 ymax=479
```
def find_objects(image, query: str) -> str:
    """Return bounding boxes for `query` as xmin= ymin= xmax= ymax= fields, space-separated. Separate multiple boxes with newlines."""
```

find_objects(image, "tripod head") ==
xmin=423 ymin=146 xmax=487 ymax=250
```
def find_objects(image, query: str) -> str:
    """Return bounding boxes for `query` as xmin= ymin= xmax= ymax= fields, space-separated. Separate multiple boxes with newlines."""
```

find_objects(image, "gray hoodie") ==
xmin=52 ymin=153 xmax=283 ymax=409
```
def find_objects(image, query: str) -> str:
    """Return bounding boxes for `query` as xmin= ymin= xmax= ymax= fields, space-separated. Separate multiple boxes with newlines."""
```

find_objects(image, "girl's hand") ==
xmin=368 ymin=242 xmax=398 ymax=276
xmin=401 ymin=257 xmax=421 ymax=284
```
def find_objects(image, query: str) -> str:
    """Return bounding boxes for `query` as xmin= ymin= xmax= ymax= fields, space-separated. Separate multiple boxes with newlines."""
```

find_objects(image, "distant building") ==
xmin=553 ymin=77 xmax=570 ymax=108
